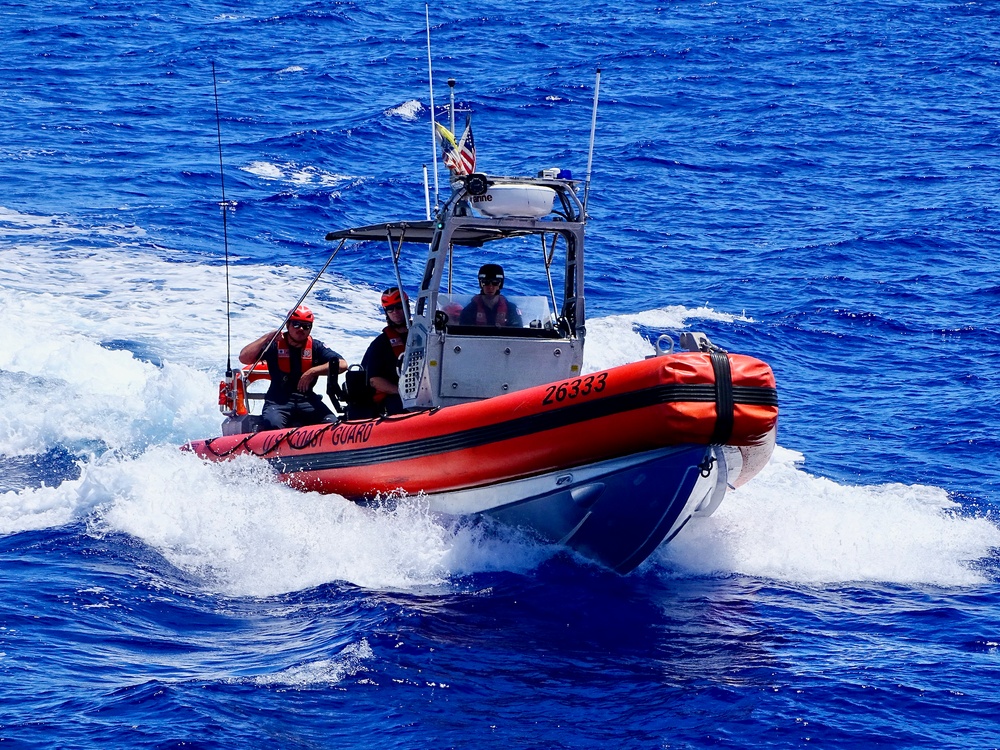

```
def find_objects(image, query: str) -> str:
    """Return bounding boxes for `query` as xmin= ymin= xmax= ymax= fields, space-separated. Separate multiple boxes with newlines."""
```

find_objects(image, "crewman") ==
xmin=460 ymin=263 xmax=523 ymax=327
xmin=239 ymin=305 xmax=347 ymax=429
xmin=360 ymin=287 xmax=409 ymax=416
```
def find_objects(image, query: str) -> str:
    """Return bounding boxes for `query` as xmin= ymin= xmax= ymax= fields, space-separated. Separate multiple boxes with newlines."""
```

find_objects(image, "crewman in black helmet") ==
xmin=460 ymin=263 xmax=523 ymax=328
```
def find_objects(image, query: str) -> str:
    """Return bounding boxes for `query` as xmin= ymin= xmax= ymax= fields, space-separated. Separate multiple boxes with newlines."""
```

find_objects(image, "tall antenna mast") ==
xmin=582 ymin=68 xmax=602 ymax=219
xmin=211 ymin=61 xmax=234 ymax=377
xmin=426 ymin=5 xmax=440 ymax=214
xmin=422 ymin=164 xmax=431 ymax=220
xmin=448 ymin=77 xmax=456 ymax=134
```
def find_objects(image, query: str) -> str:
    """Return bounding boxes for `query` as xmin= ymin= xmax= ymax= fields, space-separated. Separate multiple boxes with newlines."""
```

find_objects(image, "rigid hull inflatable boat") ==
xmin=188 ymin=171 xmax=778 ymax=573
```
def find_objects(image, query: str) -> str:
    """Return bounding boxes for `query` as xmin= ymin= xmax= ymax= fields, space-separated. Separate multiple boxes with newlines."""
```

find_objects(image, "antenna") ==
xmin=426 ymin=5 xmax=440 ymax=214
xmin=448 ymin=77 xmax=456 ymax=134
xmin=582 ymin=68 xmax=602 ymax=219
xmin=422 ymin=164 xmax=431 ymax=220
xmin=211 ymin=61 xmax=234 ymax=377
xmin=246 ymin=240 xmax=346 ymax=374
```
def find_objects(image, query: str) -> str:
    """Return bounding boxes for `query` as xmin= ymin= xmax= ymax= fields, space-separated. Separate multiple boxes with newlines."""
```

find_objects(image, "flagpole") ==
xmin=425 ymin=5 xmax=440 ymax=214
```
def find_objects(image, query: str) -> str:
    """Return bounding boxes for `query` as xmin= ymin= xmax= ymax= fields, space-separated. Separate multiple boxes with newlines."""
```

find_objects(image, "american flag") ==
xmin=454 ymin=117 xmax=476 ymax=174
xmin=436 ymin=117 xmax=476 ymax=175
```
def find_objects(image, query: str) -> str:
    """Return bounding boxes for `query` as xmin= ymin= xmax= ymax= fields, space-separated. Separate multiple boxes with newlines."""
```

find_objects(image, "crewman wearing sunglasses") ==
xmin=239 ymin=305 xmax=347 ymax=430
xmin=358 ymin=286 xmax=410 ymax=416
xmin=459 ymin=263 xmax=523 ymax=328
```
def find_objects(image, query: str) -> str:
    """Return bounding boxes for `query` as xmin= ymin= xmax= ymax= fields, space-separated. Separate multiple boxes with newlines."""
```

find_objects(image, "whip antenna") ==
xmin=246 ymin=240 xmax=346 ymax=373
xmin=423 ymin=164 xmax=431 ymax=219
xmin=211 ymin=61 xmax=234 ymax=376
xmin=582 ymin=68 xmax=602 ymax=219
xmin=426 ymin=5 xmax=440 ymax=213
xmin=448 ymin=77 xmax=456 ymax=134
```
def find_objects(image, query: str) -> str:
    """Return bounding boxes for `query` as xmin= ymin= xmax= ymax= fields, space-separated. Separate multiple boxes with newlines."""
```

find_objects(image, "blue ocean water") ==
xmin=2 ymin=0 xmax=999 ymax=747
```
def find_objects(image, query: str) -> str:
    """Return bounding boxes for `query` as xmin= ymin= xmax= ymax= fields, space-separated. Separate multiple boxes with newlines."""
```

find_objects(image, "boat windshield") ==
xmin=437 ymin=293 xmax=556 ymax=330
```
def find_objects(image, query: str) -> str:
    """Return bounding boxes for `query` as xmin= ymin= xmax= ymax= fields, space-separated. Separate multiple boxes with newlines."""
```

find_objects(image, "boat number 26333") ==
xmin=541 ymin=372 xmax=608 ymax=405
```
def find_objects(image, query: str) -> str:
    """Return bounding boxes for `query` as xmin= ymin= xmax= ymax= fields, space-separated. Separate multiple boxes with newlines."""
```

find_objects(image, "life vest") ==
xmin=473 ymin=295 xmax=508 ymax=326
xmin=372 ymin=326 xmax=407 ymax=405
xmin=276 ymin=332 xmax=313 ymax=374
xmin=383 ymin=325 xmax=407 ymax=359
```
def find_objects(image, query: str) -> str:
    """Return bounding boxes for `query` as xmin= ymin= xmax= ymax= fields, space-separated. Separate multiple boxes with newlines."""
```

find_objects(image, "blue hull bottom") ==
xmin=426 ymin=445 xmax=723 ymax=574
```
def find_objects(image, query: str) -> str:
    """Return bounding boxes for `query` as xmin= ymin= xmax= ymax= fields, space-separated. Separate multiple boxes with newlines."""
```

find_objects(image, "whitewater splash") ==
xmin=1 ymin=207 xmax=997 ymax=593
xmin=4 ymin=439 xmax=996 ymax=594
xmin=384 ymin=99 xmax=423 ymax=122
xmin=249 ymin=640 xmax=375 ymax=688
xmin=240 ymin=160 xmax=359 ymax=189
xmin=659 ymin=445 xmax=1000 ymax=587
xmin=3 ymin=445 xmax=551 ymax=595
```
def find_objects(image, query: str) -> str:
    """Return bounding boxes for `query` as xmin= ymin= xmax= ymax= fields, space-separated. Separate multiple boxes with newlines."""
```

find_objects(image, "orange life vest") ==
xmin=472 ymin=295 xmax=509 ymax=326
xmin=383 ymin=325 xmax=407 ymax=359
xmin=276 ymin=333 xmax=313 ymax=374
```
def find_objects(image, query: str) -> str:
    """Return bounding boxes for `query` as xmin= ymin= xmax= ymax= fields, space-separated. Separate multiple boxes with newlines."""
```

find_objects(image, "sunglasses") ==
xmin=384 ymin=303 xmax=404 ymax=313
xmin=480 ymin=279 xmax=502 ymax=286
xmin=289 ymin=321 xmax=312 ymax=330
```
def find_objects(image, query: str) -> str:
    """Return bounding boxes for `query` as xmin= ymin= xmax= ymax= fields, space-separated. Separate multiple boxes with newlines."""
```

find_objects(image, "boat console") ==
xmin=379 ymin=174 xmax=589 ymax=408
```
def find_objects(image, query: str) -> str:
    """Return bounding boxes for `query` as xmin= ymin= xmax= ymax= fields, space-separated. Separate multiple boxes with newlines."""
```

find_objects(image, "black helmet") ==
xmin=477 ymin=263 xmax=504 ymax=290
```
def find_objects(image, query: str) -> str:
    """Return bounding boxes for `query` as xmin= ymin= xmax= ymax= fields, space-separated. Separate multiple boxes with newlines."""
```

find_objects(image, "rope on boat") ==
xmin=201 ymin=408 xmax=434 ymax=460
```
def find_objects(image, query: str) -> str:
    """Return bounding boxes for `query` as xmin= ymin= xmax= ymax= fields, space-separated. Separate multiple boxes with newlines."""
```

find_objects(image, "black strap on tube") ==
xmin=709 ymin=350 xmax=734 ymax=445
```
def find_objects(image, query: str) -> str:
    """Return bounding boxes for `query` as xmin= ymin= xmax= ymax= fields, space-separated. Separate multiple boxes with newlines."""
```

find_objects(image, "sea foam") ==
xmin=2 ymin=208 xmax=996 ymax=592
xmin=658 ymin=446 xmax=1000 ymax=586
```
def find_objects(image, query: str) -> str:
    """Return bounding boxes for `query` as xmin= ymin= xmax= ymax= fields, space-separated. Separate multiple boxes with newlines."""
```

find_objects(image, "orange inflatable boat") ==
xmin=188 ymin=349 xmax=777 ymax=572
xmin=190 ymin=169 xmax=778 ymax=572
